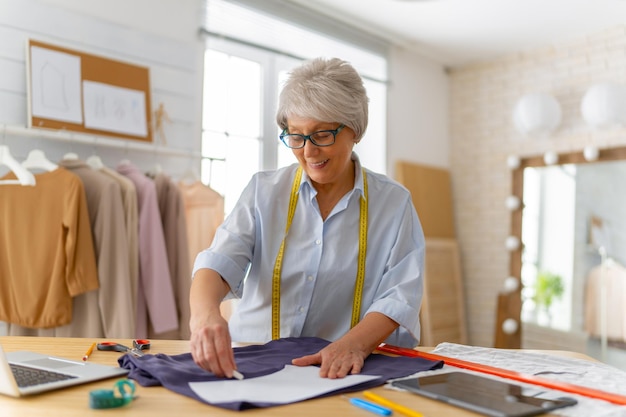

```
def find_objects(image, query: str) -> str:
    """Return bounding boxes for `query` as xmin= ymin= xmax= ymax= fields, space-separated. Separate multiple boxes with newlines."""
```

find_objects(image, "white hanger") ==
xmin=179 ymin=165 xmax=200 ymax=185
xmin=22 ymin=149 xmax=58 ymax=172
xmin=86 ymin=154 xmax=105 ymax=170
xmin=0 ymin=145 xmax=36 ymax=186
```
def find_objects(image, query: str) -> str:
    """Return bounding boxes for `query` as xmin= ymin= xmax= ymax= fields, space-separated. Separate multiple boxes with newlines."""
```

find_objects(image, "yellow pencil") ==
xmin=363 ymin=390 xmax=423 ymax=417
xmin=82 ymin=342 xmax=97 ymax=361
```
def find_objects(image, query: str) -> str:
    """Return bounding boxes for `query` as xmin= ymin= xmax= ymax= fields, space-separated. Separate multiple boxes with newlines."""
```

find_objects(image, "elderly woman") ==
xmin=189 ymin=57 xmax=425 ymax=379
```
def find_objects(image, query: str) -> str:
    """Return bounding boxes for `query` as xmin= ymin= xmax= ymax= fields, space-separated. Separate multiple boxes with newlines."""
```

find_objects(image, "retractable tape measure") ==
xmin=89 ymin=379 xmax=136 ymax=409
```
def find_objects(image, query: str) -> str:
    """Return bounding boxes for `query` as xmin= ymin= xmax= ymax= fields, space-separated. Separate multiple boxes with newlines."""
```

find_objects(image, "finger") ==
xmin=292 ymin=353 xmax=321 ymax=367
xmin=191 ymin=327 xmax=227 ymax=376
xmin=325 ymin=357 xmax=353 ymax=379
xmin=214 ymin=331 xmax=236 ymax=377
xmin=192 ymin=339 xmax=216 ymax=373
xmin=349 ymin=360 xmax=363 ymax=375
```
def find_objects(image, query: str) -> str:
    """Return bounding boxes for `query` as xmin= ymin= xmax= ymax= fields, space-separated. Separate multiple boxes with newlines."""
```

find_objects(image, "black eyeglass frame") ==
xmin=279 ymin=124 xmax=346 ymax=149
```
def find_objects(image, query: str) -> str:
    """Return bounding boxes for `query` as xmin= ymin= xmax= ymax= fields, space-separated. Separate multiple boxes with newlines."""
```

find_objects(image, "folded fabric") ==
xmin=119 ymin=336 xmax=443 ymax=410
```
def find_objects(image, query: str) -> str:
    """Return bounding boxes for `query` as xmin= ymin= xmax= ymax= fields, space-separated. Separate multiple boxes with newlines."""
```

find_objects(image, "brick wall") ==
xmin=449 ymin=26 xmax=626 ymax=347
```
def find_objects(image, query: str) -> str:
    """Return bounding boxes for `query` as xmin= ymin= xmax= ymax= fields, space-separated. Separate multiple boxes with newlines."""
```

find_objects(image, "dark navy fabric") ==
xmin=118 ymin=337 xmax=443 ymax=410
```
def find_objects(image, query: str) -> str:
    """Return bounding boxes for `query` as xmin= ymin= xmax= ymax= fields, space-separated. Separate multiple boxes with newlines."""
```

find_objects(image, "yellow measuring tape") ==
xmin=271 ymin=166 xmax=368 ymax=339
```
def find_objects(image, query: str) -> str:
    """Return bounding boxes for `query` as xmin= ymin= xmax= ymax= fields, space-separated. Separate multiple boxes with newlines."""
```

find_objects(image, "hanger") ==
xmin=22 ymin=149 xmax=58 ymax=172
xmin=179 ymin=165 xmax=200 ymax=185
xmin=86 ymin=155 xmax=105 ymax=170
xmin=62 ymin=152 xmax=79 ymax=161
xmin=150 ymin=163 xmax=163 ymax=175
xmin=0 ymin=145 xmax=36 ymax=186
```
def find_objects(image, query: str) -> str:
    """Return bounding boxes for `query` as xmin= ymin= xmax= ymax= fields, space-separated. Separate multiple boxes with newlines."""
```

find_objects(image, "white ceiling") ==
xmin=287 ymin=0 xmax=626 ymax=68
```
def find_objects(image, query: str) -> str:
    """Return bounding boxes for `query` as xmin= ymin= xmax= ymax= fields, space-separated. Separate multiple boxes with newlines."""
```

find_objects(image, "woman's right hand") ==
xmin=190 ymin=313 xmax=237 ymax=378
xmin=189 ymin=269 xmax=237 ymax=378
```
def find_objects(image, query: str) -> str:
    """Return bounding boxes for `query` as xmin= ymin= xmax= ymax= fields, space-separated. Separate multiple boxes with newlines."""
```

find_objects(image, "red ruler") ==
xmin=377 ymin=343 xmax=626 ymax=405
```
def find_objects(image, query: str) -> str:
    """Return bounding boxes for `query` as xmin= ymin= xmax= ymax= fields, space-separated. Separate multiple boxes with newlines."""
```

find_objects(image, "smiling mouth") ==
xmin=309 ymin=159 xmax=329 ymax=168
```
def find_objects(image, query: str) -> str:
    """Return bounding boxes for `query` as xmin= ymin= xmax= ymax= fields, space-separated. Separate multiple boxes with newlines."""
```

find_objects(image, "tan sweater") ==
xmin=0 ymin=168 xmax=98 ymax=328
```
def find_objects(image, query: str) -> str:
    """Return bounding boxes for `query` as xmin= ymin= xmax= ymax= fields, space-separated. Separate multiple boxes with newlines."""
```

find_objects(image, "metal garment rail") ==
xmin=1 ymin=124 xmax=202 ymax=159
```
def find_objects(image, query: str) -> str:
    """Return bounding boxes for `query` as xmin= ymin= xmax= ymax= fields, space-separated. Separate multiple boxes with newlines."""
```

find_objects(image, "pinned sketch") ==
xmin=30 ymin=46 xmax=82 ymax=124
xmin=27 ymin=39 xmax=152 ymax=142
xmin=83 ymin=81 xmax=148 ymax=138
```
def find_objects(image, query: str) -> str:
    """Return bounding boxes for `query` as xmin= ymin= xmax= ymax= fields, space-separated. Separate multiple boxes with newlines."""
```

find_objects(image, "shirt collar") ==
xmin=299 ymin=152 xmax=365 ymax=201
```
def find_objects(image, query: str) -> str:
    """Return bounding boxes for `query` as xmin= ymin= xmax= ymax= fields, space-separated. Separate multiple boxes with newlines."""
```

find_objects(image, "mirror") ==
xmin=501 ymin=146 xmax=626 ymax=355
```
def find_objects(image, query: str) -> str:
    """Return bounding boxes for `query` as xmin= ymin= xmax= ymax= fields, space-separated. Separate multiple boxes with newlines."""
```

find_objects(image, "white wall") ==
xmin=0 ymin=0 xmax=205 ymax=176
xmin=0 ymin=0 xmax=451 ymax=178
xmin=387 ymin=46 xmax=450 ymax=178
xmin=40 ymin=0 xmax=202 ymax=43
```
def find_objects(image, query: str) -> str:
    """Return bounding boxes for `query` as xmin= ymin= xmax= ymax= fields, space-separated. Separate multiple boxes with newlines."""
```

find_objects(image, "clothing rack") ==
xmin=1 ymin=124 xmax=202 ymax=159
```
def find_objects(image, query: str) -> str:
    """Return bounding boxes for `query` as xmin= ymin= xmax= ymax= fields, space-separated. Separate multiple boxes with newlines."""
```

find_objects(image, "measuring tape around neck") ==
xmin=271 ymin=166 xmax=368 ymax=339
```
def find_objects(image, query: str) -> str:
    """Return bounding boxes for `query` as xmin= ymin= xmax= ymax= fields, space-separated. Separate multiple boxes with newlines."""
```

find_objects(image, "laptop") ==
xmin=0 ymin=343 xmax=128 ymax=397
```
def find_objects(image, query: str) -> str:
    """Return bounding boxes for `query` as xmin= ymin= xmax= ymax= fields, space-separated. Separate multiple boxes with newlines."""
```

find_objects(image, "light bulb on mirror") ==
xmin=583 ymin=145 xmax=599 ymax=161
xmin=502 ymin=318 xmax=518 ymax=335
xmin=505 ymin=236 xmax=521 ymax=251
xmin=543 ymin=151 xmax=558 ymax=165
xmin=507 ymin=155 xmax=521 ymax=170
xmin=503 ymin=276 xmax=520 ymax=293
xmin=505 ymin=196 xmax=521 ymax=211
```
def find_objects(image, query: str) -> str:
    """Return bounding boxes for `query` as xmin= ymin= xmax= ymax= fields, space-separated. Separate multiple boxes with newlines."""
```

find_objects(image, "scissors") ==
xmin=97 ymin=339 xmax=151 ymax=357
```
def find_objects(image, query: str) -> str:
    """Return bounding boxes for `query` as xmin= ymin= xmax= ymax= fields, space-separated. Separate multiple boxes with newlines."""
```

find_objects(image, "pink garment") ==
xmin=151 ymin=173 xmax=191 ymax=340
xmin=118 ymin=162 xmax=178 ymax=338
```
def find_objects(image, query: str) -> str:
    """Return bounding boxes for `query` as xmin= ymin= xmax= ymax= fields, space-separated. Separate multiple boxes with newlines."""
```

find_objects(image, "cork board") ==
xmin=26 ymin=39 xmax=152 ymax=142
xmin=395 ymin=161 xmax=455 ymax=238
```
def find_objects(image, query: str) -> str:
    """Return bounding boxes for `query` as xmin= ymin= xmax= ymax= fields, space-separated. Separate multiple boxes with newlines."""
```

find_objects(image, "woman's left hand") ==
xmin=291 ymin=339 xmax=367 ymax=379
xmin=291 ymin=312 xmax=400 ymax=378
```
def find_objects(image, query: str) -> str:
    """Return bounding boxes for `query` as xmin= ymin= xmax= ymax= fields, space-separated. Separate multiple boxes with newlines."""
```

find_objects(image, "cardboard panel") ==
xmin=420 ymin=238 xmax=467 ymax=346
xmin=395 ymin=161 xmax=455 ymax=239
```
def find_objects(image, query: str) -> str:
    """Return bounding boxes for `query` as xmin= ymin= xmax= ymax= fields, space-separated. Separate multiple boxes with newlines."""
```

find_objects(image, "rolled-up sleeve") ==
xmin=192 ymin=176 xmax=258 ymax=298
xmin=365 ymin=194 xmax=425 ymax=347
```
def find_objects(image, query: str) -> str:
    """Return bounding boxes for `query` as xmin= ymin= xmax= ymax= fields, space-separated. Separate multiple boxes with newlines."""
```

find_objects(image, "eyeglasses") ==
xmin=279 ymin=124 xmax=345 ymax=149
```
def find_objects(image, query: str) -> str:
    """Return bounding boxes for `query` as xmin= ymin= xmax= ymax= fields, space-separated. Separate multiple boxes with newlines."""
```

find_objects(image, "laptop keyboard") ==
xmin=10 ymin=364 xmax=77 ymax=388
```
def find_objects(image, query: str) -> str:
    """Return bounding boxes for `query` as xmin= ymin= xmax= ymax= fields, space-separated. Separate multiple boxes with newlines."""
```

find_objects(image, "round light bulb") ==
xmin=507 ymin=155 xmax=521 ymax=170
xmin=543 ymin=151 xmax=558 ymax=165
xmin=505 ymin=236 xmax=521 ymax=251
xmin=583 ymin=145 xmax=599 ymax=161
xmin=502 ymin=318 xmax=518 ymax=335
xmin=503 ymin=276 xmax=520 ymax=293
xmin=581 ymin=82 xmax=626 ymax=129
xmin=513 ymin=93 xmax=562 ymax=135
xmin=505 ymin=196 xmax=521 ymax=211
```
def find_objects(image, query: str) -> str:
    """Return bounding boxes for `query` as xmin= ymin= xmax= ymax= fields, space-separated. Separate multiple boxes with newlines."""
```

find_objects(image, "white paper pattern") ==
xmin=189 ymin=365 xmax=379 ymax=405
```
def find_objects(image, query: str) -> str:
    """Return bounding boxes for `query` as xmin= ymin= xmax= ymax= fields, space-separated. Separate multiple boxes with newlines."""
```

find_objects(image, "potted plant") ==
xmin=532 ymin=270 xmax=564 ymax=325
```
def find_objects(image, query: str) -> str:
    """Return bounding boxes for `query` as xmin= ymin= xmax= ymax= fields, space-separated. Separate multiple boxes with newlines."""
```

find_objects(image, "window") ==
xmin=201 ymin=0 xmax=388 ymax=214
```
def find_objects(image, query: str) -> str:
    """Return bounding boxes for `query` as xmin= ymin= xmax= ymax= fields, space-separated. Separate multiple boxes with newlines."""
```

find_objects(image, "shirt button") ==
xmin=315 ymin=239 xmax=321 ymax=245
xmin=298 ymin=307 xmax=305 ymax=313
xmin=307 ymin=276 xmax=314 ymax=282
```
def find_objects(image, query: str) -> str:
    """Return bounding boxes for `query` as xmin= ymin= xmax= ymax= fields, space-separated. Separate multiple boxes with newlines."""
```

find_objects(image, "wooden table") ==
xmin=0 ymin=336 xmax=588 ymax=417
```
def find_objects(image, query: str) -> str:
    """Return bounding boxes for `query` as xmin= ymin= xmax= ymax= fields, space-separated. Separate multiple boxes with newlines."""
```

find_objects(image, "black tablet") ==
xmin=391 ymin=372 xmax=578 ymax=417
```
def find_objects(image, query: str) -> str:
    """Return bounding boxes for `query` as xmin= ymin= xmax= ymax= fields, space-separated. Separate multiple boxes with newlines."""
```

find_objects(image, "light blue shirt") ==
xmin=193 ymin=153 xmax=425 ymax=348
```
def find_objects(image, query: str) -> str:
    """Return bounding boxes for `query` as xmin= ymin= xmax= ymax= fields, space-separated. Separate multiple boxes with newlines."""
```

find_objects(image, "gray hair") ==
xmin=276 ymin=57 xmax=369 ymax=141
